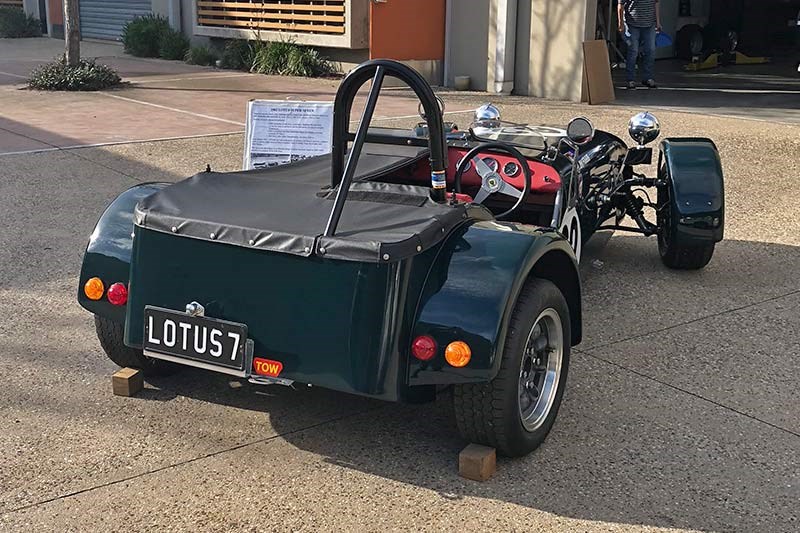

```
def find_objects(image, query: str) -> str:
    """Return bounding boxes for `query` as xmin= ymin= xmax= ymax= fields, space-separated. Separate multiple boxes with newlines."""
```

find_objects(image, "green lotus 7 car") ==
xmin=78 ymin=60 xmax=723 ymax=456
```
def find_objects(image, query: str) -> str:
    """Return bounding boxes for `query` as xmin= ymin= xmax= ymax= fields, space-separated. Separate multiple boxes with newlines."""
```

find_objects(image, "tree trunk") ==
xmin=64 ymin=0 xmax=80 ymax=66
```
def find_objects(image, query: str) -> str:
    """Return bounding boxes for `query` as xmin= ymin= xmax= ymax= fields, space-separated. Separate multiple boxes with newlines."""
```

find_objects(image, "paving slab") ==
xmin=0 ymin=38 xmax=126 ymax=60
xmin=584 ymin=291 xmax=800 ymax=434
xmin=579 ymin=234 xmax=800 ymax=347
xmin=1 ymin=356 xmax=797 ymax=532
xmin=1 ymin=72 xmax=472 ymax=155
xmin=0 ymin=326 xmax=379 ymax=514
xmin=0 ymin=124 xmax=51 ymax=152
xmin=0 ymin=88 xmax=242 ymax=153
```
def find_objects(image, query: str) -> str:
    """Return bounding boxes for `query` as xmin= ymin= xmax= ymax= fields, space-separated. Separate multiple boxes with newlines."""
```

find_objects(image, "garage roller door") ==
xmin=80 ymin=0 xmax=152 ymax=40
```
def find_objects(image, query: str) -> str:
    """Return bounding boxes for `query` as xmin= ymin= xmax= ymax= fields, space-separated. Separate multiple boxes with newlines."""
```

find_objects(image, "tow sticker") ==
xmin=253 ymin=358 xmax=283 ymax=377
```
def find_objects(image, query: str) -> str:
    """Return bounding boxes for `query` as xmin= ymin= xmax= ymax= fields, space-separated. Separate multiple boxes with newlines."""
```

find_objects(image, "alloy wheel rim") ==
xmin=518 ymin=308 xmax=563 ymax=432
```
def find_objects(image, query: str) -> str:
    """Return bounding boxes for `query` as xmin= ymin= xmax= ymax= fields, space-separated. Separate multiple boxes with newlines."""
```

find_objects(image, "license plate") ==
xmin=143 ymin=306 xmax=248 ymax=373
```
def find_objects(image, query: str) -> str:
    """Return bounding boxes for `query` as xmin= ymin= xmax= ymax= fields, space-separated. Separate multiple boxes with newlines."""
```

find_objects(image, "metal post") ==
xmin=323 ymin=66 xmax=386 ymax=238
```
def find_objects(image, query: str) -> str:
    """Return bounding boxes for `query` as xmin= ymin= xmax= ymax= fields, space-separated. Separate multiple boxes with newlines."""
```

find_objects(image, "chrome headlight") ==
xmin=474 ymin=103 xmax=501 ymax=128
xmin=628 ymin=112 xmax=661 ymax=146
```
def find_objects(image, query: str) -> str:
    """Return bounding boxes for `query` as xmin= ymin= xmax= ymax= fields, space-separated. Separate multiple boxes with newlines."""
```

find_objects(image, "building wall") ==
xmin=515 ymin=0 xmax=596 ymax=101
xmin=487 ymin=0 xmax=518 ymax=94
xmin=446 ymin=0 xmax=596 ymax=101
xmin=21 ymin=0 xmax=38 ymax=18
xmin=445 ymin=0 xmax=490 ymax=90
xmin=151 ymin=0 xmax=179 ymax=30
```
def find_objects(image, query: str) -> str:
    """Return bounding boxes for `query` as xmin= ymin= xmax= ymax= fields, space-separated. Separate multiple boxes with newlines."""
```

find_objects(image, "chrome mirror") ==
xmin=566 ymin=117 xmax=594 ymax=145
xmin=628 ymin=112 xmax=661 ymax=146
xmin=474 ymin=103 xmax=501 ymax=128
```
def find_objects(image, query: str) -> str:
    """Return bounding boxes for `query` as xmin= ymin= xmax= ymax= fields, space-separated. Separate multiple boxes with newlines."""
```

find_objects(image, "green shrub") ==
xmin=251 ymin=39 xmax=295 ymax=75
xmin=285 ymin=46 xmax=335 ymax=77
xmin=121 ymin=14 xmax=171 ymax=57
xmin=0 ymin=6 xmax=41 ymax=38
xmin=28 ymin=57 xmax=121 ymax=91
xmin=158 ymin=28 xmax=190 ymax=60
xmin=220 ymin=39 xmax=255 ymax=70
xmin=184 ymin=45 xmax=216 ymax=66
xmin=250 ymin=39 xmax=335 ymax=77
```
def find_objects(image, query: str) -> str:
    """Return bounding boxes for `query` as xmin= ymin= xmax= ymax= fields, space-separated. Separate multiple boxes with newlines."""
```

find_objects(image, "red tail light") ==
xmin=107 ymin=282 xmax=128 ymax=306
xmin=411 ymin=335 xmax=437 ymax=361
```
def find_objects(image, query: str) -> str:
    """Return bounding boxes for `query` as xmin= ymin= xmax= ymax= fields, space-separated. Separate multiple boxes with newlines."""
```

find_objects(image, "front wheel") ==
xmin=453 ymin=278 xmax=570 ymax=457
xmin=657 ymin=181 xmax=716 ymax=270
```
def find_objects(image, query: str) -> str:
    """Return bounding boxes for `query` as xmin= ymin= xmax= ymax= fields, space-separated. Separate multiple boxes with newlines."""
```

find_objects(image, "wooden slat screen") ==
xmin=197 ymin=1 xmax=346 ymax=34
xmin=0 ymin=0 xmax=24 ymax=8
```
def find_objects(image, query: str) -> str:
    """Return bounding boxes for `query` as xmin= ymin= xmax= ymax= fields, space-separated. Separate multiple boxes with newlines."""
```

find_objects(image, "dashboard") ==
xmin=446 ymin=147 xmax=562 ymax=195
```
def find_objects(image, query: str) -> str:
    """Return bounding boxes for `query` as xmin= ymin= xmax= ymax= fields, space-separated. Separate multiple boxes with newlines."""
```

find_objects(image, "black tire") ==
xmin=453 ymin=278 xmax=570 ymax=457
xmin=676 ymin=24 xmax=704 ymax=59
xmin=657 ymin=177 xmax=716 ymax=270
xmin=659 ymin=235 xmax=715 ymax=269
xmin=94 ymin=315 xmax=175 ymax=376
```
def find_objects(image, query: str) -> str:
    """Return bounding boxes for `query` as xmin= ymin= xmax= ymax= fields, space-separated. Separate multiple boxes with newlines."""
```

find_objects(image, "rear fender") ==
xmin=659 ymin=138 xmax=725 ymax=244
xmin=408 ymin=221 xmax=581 ymax=386
xmin=77 ymin=183 xmax=169 ymax=323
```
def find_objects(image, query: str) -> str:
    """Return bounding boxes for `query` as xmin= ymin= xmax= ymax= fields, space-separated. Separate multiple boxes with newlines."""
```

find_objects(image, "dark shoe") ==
xmin=626 ymin=81 xmax=637 ymax=90
xmin=642 ymin=79 xmax=657 ymax=89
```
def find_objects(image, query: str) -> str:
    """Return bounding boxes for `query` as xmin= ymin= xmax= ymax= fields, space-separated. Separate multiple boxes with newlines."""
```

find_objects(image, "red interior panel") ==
xmin=389 ymin=147 xmax=561 ymax=197
xmin=446 ymin=147 xmax=562 ymax=194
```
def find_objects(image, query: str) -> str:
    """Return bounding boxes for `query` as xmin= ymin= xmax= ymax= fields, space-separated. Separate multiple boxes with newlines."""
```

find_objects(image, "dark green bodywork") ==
xmin=409 ymin=222 xmax=580 ymax=386
xmin=127 ymin=226 xmax=415 ymax=400
xmin=77 ymin=183 xmax=168 ymax=323
xmin=659 ymin=138 xmax=725 ymax=244
xmin=78 ymin=184 xmax=581 ymax=402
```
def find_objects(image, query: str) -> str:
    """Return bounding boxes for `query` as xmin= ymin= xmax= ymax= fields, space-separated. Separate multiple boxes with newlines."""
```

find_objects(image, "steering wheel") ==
xmin=454 ymin=142 xmax=532 ymax=219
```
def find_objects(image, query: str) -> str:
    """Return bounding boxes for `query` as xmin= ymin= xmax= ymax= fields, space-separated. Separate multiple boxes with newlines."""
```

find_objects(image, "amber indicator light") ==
xmin=445 ymin=341 xmax=472 ymax=367
xmin=84 ymin=277 xmax=104 ymax=300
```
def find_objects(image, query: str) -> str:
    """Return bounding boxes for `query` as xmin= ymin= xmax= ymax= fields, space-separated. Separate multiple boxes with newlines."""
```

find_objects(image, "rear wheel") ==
xmin=453 ymin=278 xmax=570 ymax=457
xmin=94 ymin=315 xmax=174 ymax=376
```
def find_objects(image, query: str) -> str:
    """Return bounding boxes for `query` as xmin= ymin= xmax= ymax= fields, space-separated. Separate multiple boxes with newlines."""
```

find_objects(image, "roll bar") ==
xmin=325 ymin=60 xmax=448 ymax=237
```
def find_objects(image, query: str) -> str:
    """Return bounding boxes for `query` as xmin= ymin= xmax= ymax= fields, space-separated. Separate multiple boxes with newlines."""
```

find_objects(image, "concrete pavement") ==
xmin=1 ymin=40 xmax=799 ymax=532
xmin=613 ymin=58 xmax=800 ymax=125
xmin=0 ymin=38 xmax=474 ymax=156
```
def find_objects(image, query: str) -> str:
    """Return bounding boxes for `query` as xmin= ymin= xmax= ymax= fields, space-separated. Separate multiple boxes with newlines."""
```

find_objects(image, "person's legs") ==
xmin=625 ymin=24 xmax=641 ymax=84
xmin=640 ymin=25 xmax=657 ymax=82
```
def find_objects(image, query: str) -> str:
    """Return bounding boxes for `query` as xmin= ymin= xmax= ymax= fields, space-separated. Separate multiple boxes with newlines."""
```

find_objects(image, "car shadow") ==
xmin=142 ymin=237 xmax=800 ymax=532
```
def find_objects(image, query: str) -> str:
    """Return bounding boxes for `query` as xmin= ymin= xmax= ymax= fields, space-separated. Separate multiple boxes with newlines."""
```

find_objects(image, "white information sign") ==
xmin=243 ymin=100 xmax=334 ymax=170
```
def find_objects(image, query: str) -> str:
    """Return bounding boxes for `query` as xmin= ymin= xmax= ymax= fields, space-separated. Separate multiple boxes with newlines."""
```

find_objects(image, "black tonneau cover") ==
xmin=242 ymin=142 xmax=430 ymax=187
xmin=134 ymin=150 xmax=487 ymax=263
